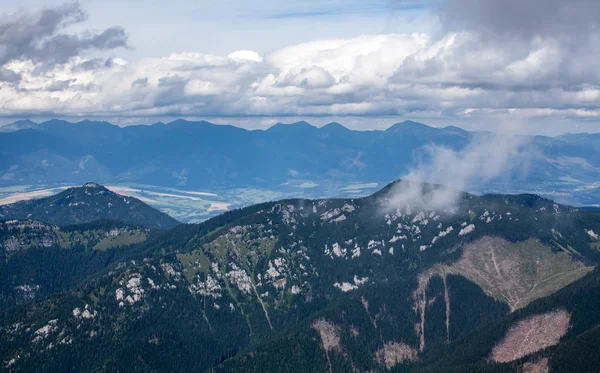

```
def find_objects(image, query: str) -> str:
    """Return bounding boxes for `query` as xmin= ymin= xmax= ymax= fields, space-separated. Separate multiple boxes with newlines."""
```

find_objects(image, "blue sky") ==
xmin=2 ymin=0 xmax=432 ymax=58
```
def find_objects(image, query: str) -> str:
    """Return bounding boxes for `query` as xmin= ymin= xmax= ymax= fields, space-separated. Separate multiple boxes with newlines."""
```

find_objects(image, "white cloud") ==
xmin=384 ymin=132 xmax=533 ymax=210
xmin=228 ymin=50 xmax=263 ymax=62
xmin=279 ymin=66 xmax=336 ymax=89
xmin=184 ymin=80 xmax=225 ymax=96
xmin=1 ymin=1 xmax=600 ymax=128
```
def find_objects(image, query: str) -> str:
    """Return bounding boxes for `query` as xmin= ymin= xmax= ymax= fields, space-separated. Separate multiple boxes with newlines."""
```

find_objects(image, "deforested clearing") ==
xmin=312 ymin=319 xmax=340 ymax=351
xmin=491 ymin=310 xmax=570 ymax=363
xmin=522 ymin=358 xmax=549 ymax=373
xmin=376 ymin=342 xmax=418 ymax=368
xmin=436 ymin=236 xmax=593 ymax=311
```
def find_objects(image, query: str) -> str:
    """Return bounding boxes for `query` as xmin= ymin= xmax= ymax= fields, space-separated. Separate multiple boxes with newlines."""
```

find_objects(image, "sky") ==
xmin=0 ymin=0 xmax=599 ymax=135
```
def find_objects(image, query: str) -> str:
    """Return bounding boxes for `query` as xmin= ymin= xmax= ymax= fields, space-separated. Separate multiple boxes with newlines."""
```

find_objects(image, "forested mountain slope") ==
xmin=0 ymin=219 xmax=156 ymax=310
xmin=1 ymin=180 xmax=599 ymax=372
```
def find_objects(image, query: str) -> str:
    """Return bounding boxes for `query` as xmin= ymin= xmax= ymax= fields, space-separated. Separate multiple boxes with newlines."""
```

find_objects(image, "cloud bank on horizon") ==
xmin=0 ymin=0 xmax=599 ymax=130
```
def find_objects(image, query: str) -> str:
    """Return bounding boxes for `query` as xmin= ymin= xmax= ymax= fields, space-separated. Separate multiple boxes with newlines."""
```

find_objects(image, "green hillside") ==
xmin=0 ymin=219 xmax=153 ymax=309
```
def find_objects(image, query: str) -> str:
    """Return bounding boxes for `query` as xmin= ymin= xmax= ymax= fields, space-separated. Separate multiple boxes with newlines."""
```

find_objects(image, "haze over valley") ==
xmin=2 ymin=118 xmax=600 ymax=223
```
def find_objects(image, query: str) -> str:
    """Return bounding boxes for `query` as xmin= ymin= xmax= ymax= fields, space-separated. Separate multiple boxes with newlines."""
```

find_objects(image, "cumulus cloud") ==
xmin=228 ymin=50 xmax=263 ymax=62
xmin=0 ymin=2 xmax=128 ymax=71
xmin=131 ymin=77 xmax=148 ymax=88
xmin=45 ymin=79 xmax=76 ymax=92
xmin=185 ymin=80 xmax=226 ymax=96
xmin=278 ymin=66 xmax=336 ymax=89
xmin=0 ymin=1 xmax=598 ymax=125
xmin=413 ymin=0 xmax=600 ymax=93
xmin=0 ymin=68 xmax=21 ymax=84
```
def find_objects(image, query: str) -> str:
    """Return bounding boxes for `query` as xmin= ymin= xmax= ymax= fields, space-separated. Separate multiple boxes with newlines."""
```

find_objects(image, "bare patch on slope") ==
xmin=312 ymin=319 xmax=340 ymax=373
xmin=312 ymin=319 xmax=340 ymax=350
xmin=438 ymin=237 xmax=593 ymax=311
xmin=376 ymin=342 xmax=417 ymax=368
xmin=491 ymin=311 xmax=570 ymax=363
xmin=522 ymin=358 xmax=549 ymax=373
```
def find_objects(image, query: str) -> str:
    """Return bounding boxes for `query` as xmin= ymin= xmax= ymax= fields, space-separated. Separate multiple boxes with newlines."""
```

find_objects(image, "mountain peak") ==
xmin=0 ymin=119 xmax=39 ymax=132
xmin=291 ymin=120 xmax=313 ymax=127
xmin=13 ymin=119 xmax=37 ymax=126
xmin=443 ymin=125 xmax=469 ymax=134
xmin=75 ymin=120 xmax=116 ymax=127
xmin=82 ymin=182 xmax=102 ymax=188
xmin=167 ymin=119 xmax=215 ymax=127
xmin=320 ymin=122 xmax=349 ymax=132
xmin=385 ymin=120 xmax=433 ymax=133
xmin=40 ymin=119 xmax=71 ymax=126
xmin=267 ymin=121 xmax=316 ymax=132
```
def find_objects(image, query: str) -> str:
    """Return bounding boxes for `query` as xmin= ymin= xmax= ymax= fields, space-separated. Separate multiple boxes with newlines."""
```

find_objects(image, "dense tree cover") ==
xmin=446 ymin=275 xmax=509 ymax=342
xmin=1 ymin=180 xmax=600 ymax=372
xmin=548 ymin=327 xmax=600 ymax=373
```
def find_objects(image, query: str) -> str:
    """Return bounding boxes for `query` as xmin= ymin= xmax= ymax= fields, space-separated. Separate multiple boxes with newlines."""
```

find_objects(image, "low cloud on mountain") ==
xmin=386 ymin=132 xmax=534 ymax=210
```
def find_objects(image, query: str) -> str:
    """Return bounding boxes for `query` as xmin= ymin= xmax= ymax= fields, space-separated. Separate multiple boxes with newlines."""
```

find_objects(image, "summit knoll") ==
xmin=0 ymin=183 xmax=180 ymax=230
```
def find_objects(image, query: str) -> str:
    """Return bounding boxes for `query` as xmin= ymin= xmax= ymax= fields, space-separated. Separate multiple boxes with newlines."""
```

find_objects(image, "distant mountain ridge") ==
xmin=1 ymin=119 xmax=600 ymax=205
xmin=0 ymin=182 xmax=180 ymax=229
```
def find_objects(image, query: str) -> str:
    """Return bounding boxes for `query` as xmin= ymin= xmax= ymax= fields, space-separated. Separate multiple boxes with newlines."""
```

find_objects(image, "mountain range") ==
xmin=1 ymin=119 xmax=600 ymax=206
xmin=1 ymin=180 xmax=600 ymax=372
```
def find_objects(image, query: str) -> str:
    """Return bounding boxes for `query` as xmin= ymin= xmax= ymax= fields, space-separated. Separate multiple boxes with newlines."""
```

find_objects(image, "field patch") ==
xmin=521 ymin=358 xmax=549 ymax=373
xmin=177 ymin=249 xmax=212 ymax=283
xmin=93 ymin=230 xmax=147 ymax=251
xmin=202 ymin=226 xmax=277 ymax=269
